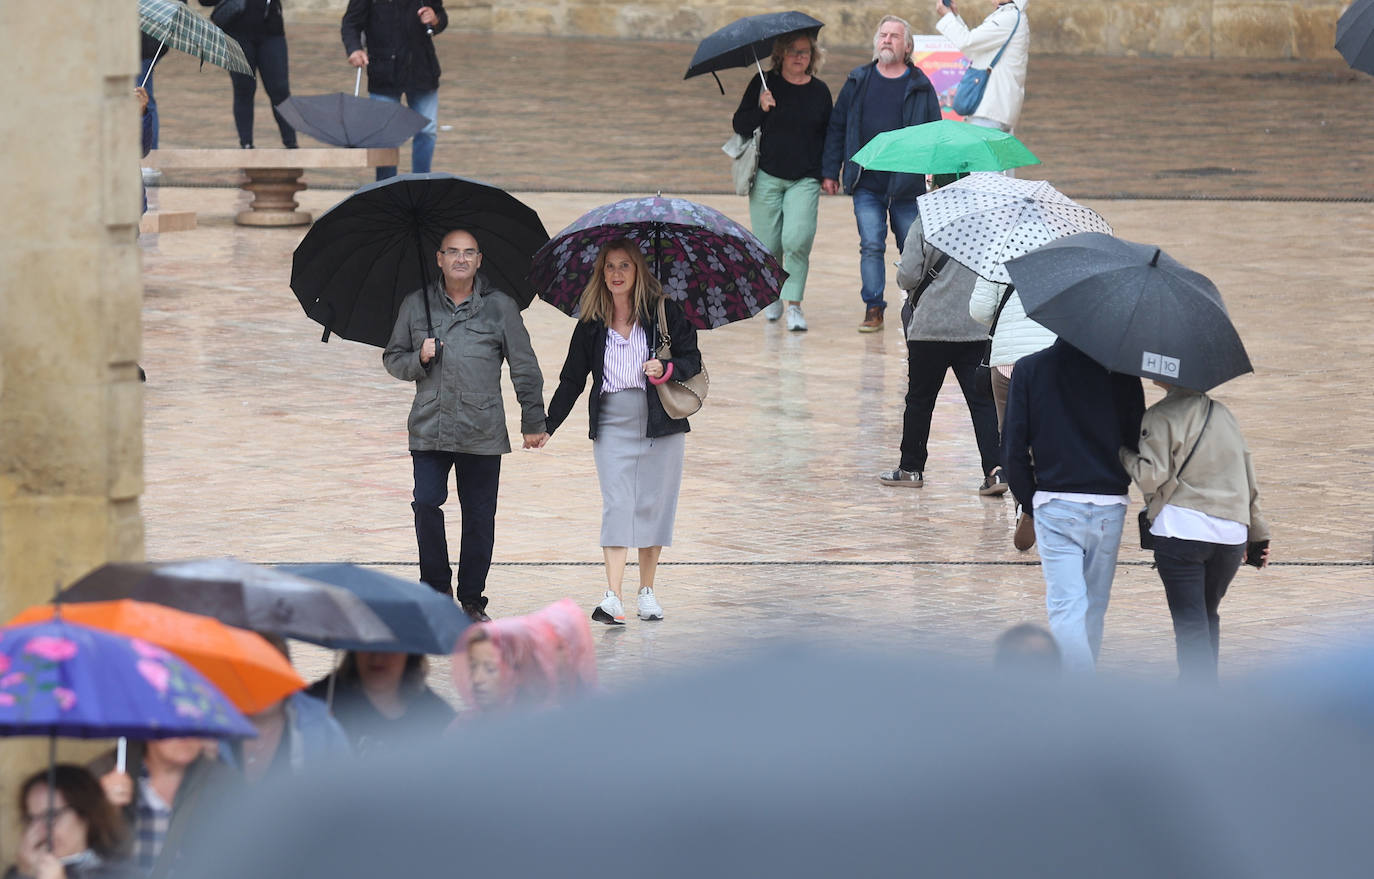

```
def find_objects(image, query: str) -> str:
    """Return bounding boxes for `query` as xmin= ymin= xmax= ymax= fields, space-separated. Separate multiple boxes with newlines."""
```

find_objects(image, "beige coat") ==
xmin=1120 ymin=387 xmax=1270 ymax=542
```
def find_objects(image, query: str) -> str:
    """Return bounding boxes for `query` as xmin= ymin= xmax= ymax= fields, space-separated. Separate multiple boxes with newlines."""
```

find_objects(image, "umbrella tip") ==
xmin=1150 ymin=248 xmax=1161 ymax=267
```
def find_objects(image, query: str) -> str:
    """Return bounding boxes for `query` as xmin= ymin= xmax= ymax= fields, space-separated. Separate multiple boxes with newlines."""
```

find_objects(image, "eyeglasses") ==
xmin=440 ymin=248 xmax=480 ymax=260
xmin=786 ymin=49 xmax=812 ymax=57
xmin=23 ymin=806 xmax=72 ymax=826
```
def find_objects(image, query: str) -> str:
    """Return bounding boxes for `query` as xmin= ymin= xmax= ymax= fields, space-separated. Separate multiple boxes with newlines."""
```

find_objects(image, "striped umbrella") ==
xmin=138 ymin=0 xmax=252 ymax=76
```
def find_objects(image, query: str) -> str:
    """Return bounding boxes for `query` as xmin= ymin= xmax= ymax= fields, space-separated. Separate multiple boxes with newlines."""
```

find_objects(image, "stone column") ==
xmin=0 ymin=0 xmax=145 ymax=843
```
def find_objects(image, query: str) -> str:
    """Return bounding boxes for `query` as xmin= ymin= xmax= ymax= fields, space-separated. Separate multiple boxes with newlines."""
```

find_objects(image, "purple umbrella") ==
xmin=529 ymin=195 xmax=786 ymax=330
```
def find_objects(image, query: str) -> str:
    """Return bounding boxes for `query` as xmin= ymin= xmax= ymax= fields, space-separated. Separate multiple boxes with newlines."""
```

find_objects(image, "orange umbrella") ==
xmin=9 ymin=600 xmax=304 ymax=715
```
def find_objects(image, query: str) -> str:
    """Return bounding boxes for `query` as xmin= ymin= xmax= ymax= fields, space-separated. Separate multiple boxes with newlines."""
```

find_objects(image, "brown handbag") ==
xmin=653 ymin=299 xmax=708 ymax=419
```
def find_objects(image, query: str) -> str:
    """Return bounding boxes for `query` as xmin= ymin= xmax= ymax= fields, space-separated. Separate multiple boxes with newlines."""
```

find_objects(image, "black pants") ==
xmin=411 ymin=451 xmax=501 ymax=609
xmin=1153 ymin=536 xmax=1245 ymax=683
xmin=900 ymin=340 xmax=1001 ymax=475
xmin=228 ymin=32 xmax=296 ymax=148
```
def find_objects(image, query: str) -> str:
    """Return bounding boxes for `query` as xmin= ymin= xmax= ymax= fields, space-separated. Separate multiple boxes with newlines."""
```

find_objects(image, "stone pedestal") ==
xmin=238 ymin=168 xmax=312 ymax=226
xmin=0 ymin=0 xmax=145 ymax=852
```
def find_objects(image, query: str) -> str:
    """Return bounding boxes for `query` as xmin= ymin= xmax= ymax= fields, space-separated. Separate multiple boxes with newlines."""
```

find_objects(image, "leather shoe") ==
xmin=461 ymin=602 xmax=492 ymax=623
xmin=1013 ymin=510 xmax=1036 ymax=551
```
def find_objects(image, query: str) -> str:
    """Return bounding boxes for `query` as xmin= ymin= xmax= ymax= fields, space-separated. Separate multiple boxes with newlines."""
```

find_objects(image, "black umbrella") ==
xmin=276 ymin=564 xmax=468 ymax=654
xmin=1336 ymin=0 xmax=1374 ymax=75
xmin=684 ymin=11 xmax=824 ymax=92
xmin=181 ymin=649 xmax=1374 ymax=879
xmin=273 ymin=94 xmax=427 ymax=149
xmin=1006 ymin=232 xmax=1252 ymax=391
xmin=290 ymin=173 xmax=549 ymax=347
xmin=57 ymin=559 xmax=395 ymax=647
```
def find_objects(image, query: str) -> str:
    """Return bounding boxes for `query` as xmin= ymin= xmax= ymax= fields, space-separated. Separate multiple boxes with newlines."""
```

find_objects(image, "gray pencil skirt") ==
xmin=593 ymin=389 xmax=685 ymax=548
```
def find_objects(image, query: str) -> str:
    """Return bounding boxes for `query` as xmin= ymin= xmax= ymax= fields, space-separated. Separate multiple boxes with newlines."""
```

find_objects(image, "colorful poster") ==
xmin=912 ymin=34 xmax=970 ymax=120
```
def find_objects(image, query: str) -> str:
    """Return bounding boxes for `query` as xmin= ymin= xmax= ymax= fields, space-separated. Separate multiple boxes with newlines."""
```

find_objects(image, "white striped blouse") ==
xmin=601 ymin=323 xmax=650 ymax=394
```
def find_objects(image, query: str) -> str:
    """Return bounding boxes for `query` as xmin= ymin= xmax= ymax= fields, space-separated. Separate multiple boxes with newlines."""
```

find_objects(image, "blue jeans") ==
xmin=371 ymin=89 xmax=438 ymax=178
xmin=852 ymin=187 xmax=919 ymax=310
xmin=1033 ymin=499 xmax=1127 ymax=673
xmin=139 ymin=57 xmax=159 ymax=150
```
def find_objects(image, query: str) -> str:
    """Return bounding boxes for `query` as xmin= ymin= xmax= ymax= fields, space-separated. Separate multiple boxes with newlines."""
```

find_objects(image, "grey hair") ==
xmin=872 ymin=14 xmax=914 ymax=65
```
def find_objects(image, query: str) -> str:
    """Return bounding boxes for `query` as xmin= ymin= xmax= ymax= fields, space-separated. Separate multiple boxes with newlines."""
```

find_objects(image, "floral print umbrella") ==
xmin=529 ymin=195 xmax=786 ymax=329
xmin=0 ymin=619 xmax=255 ymax=739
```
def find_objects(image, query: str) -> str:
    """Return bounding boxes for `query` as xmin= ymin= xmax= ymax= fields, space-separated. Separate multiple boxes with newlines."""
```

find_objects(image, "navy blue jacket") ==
xmin=1002 ymin=339 xmax=1146 ymax=511
xmin=820 ymin=61 xmax=942 ymax=199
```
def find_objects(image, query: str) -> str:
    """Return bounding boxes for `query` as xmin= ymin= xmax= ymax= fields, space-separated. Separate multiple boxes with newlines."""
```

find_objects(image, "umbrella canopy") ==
xmin=291 ymin=174 xmax=549 ymax=346
xmin=0 ymin=620 xmax=254 ymax=739
xmin=57 ymin=559 xmax=395 ymax=648
xmin=9 ymin=601 xmax=304 ymax=715
xmin=1007 ymin=232 xmax=1253 ymax=391
xmin=1336 ymin=0 xmax=1374 ymax=75
xmin=684 ymin=11 xmax=824 ymax=81
xmin=274 ymin=93 xmax=428 ymax=149
xmin=917 ymin=172 xmax=1113 ymax=283
xmin=137 ymin=0 xmax=252 ymax=75
xmin=529 ymin=195 xmax=785 ymax=329
xmin=851 ymin=119 xmax=1041 ymax=175
xmin=277 ymin=564 xmax=468 ymax=655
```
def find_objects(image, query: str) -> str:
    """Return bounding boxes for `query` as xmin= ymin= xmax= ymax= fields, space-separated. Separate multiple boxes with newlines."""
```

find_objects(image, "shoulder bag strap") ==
xmin=987 ymin=6 xmax=1022 ymax=71
xmin=655 ymin=298 xmax=672 ymax=359
xmin=986 ymin=283 xmax=1016 ymax=337
xmin=910 ymin=252 xmax=951 ymax=304
xmin=1150 ymin=398 xmax=1214 ymax=514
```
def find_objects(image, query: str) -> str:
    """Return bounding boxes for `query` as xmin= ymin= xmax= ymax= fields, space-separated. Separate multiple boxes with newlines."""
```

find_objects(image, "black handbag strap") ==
xmin=986 ymin=283 xmax=1016 ymax=337
xmin=910 ymin=252 xmax=950 ymax=306
xmin=1174 ymin=399 xmax=1214 ymax=482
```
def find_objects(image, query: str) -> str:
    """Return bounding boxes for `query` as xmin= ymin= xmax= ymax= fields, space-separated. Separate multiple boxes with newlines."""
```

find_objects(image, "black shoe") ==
xmin=461 ymin=602 xmax=491 ymax=623
xmin=978 ymin=467 xmax=1009 ymax=497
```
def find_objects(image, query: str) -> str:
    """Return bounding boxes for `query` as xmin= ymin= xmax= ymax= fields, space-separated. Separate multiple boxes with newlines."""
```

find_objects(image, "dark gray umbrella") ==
xmin=273 ymin=93 xmax=428 ymax=148
xmin=1336 ymin=0 xmax=1374 ymax=75
xmin=684 ymin=11 xmax=823 ymax=92
xmin=276 ymin=563 xmax=468 ymax=654
xmin=57 ymin=559 xmax=394 ymax=647
xmin=181 ymin=648 xmax=1374 ymax=879
xmin=1007 ymin=232 xmax=1252 ymax=391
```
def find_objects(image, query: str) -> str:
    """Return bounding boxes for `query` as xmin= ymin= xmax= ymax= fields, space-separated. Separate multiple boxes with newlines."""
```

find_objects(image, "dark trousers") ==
xmin=1153 ymin=536 xmax=1245 ymax=683
xmin=228 ymin=33 xmax=296 ymax=148
xmin=900 ymin=340 xmax=1001 ymax=475
xmin=412 ymin=451 xmax=501 ymax=609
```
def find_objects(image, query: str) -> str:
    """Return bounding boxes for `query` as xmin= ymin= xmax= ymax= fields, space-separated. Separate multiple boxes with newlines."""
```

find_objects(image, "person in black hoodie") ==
xmin=308 ymin=652 xmax=455 ymax=757
xmin=1002 ymin=338 xmax=1145 ymax=673
xmin=342 ymin=0 xmax=448 ymax=179
xmin=200 ymin=0 xmax=298 ymax=148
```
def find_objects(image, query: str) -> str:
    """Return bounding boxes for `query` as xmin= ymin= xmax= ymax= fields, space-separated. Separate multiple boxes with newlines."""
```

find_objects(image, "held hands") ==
xmin=418 ymin=6 xmax=439 ymax=26
xmin=522 ymin=433 xmax=549 ymax=449
xmin=758 ymin=89 xmax=776 ymax=112
xmin=419 ymin=338 xmax=439 ymax=365
xmin=347 ymin=49 xmax=369 ymax=67
xmin=100 ymin=769 xmax=135 ymax=807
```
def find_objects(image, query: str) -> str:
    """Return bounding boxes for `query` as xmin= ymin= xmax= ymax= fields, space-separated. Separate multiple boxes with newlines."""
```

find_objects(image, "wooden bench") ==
xmin=143 ymin=148 xmax=400 ymax=227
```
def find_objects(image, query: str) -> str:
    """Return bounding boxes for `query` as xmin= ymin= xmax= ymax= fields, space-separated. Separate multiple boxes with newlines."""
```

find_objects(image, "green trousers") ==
xmin=749 ymin=170 xmax=821 ymax=304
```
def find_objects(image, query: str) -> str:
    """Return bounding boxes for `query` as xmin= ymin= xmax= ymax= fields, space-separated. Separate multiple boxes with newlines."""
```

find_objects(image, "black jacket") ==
xmin=341 ymin=0 xmax=447 ymax=94
xmin=1003 ymin=339 xmax=1146 ymax=510
xmin=198 ymin=0 xmax=284 ymax=37
xmin=546 ymin=298 xmax=701 ymax=441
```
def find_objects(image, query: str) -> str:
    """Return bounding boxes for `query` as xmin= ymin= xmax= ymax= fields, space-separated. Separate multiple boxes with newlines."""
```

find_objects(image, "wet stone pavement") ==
xmin=135 ymin=28 xmax=1374 ymax=695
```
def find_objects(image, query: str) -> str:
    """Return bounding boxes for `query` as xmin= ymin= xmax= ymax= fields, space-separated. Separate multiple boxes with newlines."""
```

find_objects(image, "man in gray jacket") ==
xmin=384 ymin=229 xmax=548 ymax=622
xmin=878 ymin=216 xmax=1005 ymax=494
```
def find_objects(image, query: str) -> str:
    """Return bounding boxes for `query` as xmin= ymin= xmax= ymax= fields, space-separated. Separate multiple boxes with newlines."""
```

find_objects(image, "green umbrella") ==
xmin=138 ymin=0 xmax=252 ymax=78
xmin=851 ymin=119 xmax=1040 ymax=176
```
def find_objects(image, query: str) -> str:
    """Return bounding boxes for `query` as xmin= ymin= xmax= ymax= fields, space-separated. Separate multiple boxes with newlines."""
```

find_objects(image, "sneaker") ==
xmin=878 ymin=467 xmax=923 ymax=487
xmin=978 ymin=467 xmax=1009 ymax=497
xmin=785 ymin=304 xmax=808 ymax=332
xmin=858 ymin=306 xmax=884 ymax=333
xmin=591 ymin=590 xmax=626 ymax=625
xmin=1014 ymin=509 xmax=1036 ymax=551
xmin=461 ymin=602 xmax=491 ymax=623
xmin=637 ymin=587 xmax=664 ymax=621
xmin=762 ymin=300 xmax=783 ymax=321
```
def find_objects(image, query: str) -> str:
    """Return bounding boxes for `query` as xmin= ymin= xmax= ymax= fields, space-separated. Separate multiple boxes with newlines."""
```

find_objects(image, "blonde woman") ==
xmin=546 ymin=240 xmax=702 ymax=624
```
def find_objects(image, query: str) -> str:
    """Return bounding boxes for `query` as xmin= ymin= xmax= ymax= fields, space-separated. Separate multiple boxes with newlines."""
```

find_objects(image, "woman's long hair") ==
xmin=334 ymin=651 xmax=429 ymax=696
xmin=18 ymin=764 xmax=128 ymax=858
xmin=769 ymin=31 xmax=824 ymax=76
xmin=577 ymin=239 xmax=663 ymax=325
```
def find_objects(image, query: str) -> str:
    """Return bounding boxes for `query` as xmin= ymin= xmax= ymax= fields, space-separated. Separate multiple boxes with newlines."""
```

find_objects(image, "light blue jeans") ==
xmin=1033 ymin=499 xmax=1127 ymax=673
xmin=852 ymin=187 xmax=919 ymax=310
xmin=749 ymin=170 xmax=820 ymax=303
xmin=371 ymin=88 xmax=439 ymax=178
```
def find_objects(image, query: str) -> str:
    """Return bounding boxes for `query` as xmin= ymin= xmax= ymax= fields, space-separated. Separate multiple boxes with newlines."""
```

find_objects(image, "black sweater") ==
xmin=546 ymin=298 xmax=701 ymax=440
xmin=732 ymin=71 xmax=833 ymax=182
xmin=1003 ymin=339 xmax=1146 ymax=511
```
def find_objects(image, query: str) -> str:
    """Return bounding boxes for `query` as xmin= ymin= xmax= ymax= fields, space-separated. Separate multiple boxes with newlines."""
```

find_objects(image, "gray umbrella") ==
xmin=1007 ymin=232 xmax=1252 ymax=391
xmin=1336 ymin=0 xmax=1374 ymax=75
xmin=181 ymin=648 xmax=1374 ymax=879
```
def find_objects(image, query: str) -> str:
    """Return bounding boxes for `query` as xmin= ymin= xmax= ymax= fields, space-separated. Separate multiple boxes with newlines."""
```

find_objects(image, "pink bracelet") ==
xmin=647 ymin=361 xmax=674 ymax=385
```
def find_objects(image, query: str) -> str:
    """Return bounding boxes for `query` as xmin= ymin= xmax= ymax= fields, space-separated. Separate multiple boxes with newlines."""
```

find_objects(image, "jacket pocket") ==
xmin=408 ymin=389 xmax=440 ymax=438
xmin=460 ymin=391 xmax=506 ymax=447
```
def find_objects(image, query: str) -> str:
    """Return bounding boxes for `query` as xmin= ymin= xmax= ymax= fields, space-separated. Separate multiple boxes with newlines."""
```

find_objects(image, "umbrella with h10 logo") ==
xmin=1006 ymin=232 xmax=1252 ymax=391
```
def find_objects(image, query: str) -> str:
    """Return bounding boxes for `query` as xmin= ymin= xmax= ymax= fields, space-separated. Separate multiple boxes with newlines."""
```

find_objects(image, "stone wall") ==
xmin=288 ymin=0 xmax=1349 ymax=60
xmin=0 ymin=0 xmax=145 ymax=842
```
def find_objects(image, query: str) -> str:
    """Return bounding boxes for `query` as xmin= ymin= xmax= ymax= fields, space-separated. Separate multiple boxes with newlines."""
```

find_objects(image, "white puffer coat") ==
xmin=969 ymin=277 xmax=1055 ymax=367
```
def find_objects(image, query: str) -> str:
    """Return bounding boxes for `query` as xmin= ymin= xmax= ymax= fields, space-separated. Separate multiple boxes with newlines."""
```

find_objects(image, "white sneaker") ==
xmin=762 ymin=300 xmax=783 ymax=321
xmin=592 ymin=590 xmax=625 ymax=625
xmin=785 ymin=304 xmax=807 ymax=332
xmin=637 ymin=587 xmax=664 ymax=621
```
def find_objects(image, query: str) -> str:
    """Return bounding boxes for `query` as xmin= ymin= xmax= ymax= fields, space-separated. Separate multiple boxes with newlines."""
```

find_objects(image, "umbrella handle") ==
xmin=139 ymin=39 xmax=165 ymax=90
xmin=753 ymin=50 xmax=769 ymax=93
xmin=116 ymin=737 xmax=128 ymax=774
xmin=354 ymin=65 xmax=362 ymax=98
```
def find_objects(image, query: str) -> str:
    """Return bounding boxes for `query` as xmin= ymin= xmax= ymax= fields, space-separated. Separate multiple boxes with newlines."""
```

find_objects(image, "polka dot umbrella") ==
xmin=915 ymin=173 xmax=1112 ymax=284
